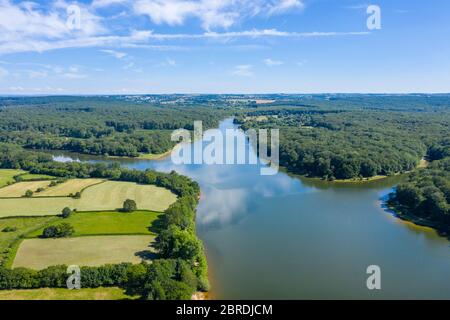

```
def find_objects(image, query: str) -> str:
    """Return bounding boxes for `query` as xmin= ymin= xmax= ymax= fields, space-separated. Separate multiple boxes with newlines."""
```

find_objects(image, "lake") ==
xmin=52 ymin=118 xmax=450 ymax=299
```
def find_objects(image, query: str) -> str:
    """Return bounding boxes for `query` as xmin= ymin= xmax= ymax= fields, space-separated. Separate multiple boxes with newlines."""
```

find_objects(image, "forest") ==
xmin=236 ymin=98 xmax=450 ymax=180
xmin=389 ymin=139 xmax=450 ymax=232
xmin=0 ymin=96 xmax=226 ymax=157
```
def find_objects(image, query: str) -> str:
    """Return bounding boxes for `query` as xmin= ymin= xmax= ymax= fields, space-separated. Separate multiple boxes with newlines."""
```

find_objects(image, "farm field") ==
xmin=0 ymin=178 xmax=104 ymax=198
xmin=27 ymin=210 xmax=162 ymax=237
xmin=0 ymin=169 xmax=25 ymax=188
xmin=0 ymin=287 xmax=136 ymax=300
xmin=0 ymin=181 xmax=52 ymax=198
xmin=35 ymin=178 xmax=104 ymax=197
xmin=0 ymin=181 xmax=177 ymax=217
xmin=12 ymin=235 xmax=155 ymax=269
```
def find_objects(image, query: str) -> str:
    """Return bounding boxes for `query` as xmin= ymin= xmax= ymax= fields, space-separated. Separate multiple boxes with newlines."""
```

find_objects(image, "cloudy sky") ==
xmin=0 ymin=0 xmax=449 ymax=94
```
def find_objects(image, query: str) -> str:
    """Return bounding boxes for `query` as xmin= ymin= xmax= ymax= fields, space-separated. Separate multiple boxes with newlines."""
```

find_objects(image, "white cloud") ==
xmin=0 ymin=66 xmax=8 ymax=78
xmin=133 ymin=0 xmax=305 ymax=31
xmin=63 ymin=72 xmax=87 ymax=79
xmin=166 ymin=58 xmax=176 ymax=66
xmin=296 ymin=59 xmax=307 ymax=66
xmin=123 ymin=62 xmax=135 ymax=69
xmin=101 ymin=49 xmax=127 ymax=59
xmin=27 ymin=70 xmax=48 ymax=78
xmin=91 ymin=0 xmax=128 ymax=8
xmin=8 ymin=86 xmax=24 ymax=91
xmin=263 ymin=58 xmax=283 ymax=66
xmin=232 ymin=64 xmax=253 ymax=77
xmin=345 ymin=4 xmax=370 ymax=10
xmin=268 ymin=0 xmax=304 ymax=15
xmin=0 ymin=27 xmax=369 ymax=55
xmin=0 ymin=0 xmax=104 ymax=41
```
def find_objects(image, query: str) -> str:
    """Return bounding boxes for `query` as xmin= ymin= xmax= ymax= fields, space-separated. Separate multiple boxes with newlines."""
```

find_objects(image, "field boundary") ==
xmin=2 ymin=210 xmax=163 ymax=266
xmin=0 ymin=179 xmax=107 ymax=199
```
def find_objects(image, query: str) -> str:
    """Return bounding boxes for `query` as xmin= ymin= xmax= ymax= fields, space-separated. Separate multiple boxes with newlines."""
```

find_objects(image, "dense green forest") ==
xmin=0 ymin=96 xmax=226 ymax=157
xmin=236 ymin=98 xmax=450 ymax=180
xmin=389 ymin=139 xmax=450 ymax=232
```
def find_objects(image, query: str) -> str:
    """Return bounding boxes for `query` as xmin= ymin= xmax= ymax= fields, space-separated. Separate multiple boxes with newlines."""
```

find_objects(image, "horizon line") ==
xmin=1 ymin=92 xmax=450 ymax=97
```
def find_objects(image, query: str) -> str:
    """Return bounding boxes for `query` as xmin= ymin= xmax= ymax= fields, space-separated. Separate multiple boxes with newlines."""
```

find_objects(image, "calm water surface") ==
xmin=52 ymin=119 xmax=450 ymax=299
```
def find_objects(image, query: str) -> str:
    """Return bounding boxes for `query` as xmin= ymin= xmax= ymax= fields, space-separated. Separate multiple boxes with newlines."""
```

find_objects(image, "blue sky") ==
xmin=0 ymin=0 xmax=449 ymax=94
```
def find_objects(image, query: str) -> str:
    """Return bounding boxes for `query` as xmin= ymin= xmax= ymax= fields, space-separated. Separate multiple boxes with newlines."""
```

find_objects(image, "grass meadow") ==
xmin=12 ymin=235 xmax=155 ymax=269
xmin=26 ymin=210 xmax=162 ymax=237
xmin=0 ymin=181 xmax=176 ymax=217
xmin=0 ymin=170 xmax=25 ymax=188
xmin=0 ymin=287 xmax=136 ymax=300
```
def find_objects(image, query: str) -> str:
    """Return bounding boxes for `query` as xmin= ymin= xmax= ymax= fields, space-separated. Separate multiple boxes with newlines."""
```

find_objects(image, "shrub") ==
xmin=24 ymin=190 xmax=33 ymax=198
xmin=42 ymin=223 xmax=74 ymax=238
xmin=122 ymin=199 xmax=137 ymax=212
xmin=61 ymin=207 xmax=72 ymax=219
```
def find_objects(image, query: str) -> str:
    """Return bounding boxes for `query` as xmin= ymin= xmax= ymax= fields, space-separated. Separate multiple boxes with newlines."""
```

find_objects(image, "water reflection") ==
xmin=50 ymin=118 xmax=450 ymax=299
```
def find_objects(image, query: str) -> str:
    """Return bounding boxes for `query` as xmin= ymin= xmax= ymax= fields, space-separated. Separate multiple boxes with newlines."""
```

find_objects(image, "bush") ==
xmin=1 ymin=226 xmax=17 ymax=233
xmin=42 ymin=223 xmax=74 ymax=238
xmin=24 ymin=190 xmax=33 ymax=198
xmin=61 ymin=207 xmax=72 ymax=219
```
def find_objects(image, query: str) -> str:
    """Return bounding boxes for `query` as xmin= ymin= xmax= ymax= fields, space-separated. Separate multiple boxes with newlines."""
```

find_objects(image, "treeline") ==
xmin=2 ymin=130 xmax=176 ymax=157
xmin=390 ymin=157 xmax=450 ymax=231
xmin=0 ymin=260 xmax=201 ymax=299
xmin=0 ymin=144 xmax=207 ymax=299
xmin=0 ymin=96 xmax=225 ymax=157
xmin=238 ymin=106 xmax=450 ymax=180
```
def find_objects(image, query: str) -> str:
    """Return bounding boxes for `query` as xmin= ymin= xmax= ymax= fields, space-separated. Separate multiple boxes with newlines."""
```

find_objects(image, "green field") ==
xmin=0 ymin=287 xmax=136 ymax=300
xmin=0 ymin=181 xmax=177 ymax=217
xmin=0 ymin=216 xmax=58 ymax=266
xmin=13 ymin=235 xmax=155 ymax=269
xmin=27 ymin=211 xmax=162 ymax=238
xmin=0 ymin=169 xmax=25 ymax=188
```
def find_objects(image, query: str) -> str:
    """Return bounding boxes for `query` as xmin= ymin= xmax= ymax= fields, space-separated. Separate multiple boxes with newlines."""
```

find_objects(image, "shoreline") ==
xmin=385 ymin=201 xmax=450 ymax=240
xmin=281 ymin=158 xmax=429 ymax=185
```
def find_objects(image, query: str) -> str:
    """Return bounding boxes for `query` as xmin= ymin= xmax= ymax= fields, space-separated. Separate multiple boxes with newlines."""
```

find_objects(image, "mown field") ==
xmin=27 ymin=211 xmax=161 ymax=237
xmin=0 ymin=287 xmax=136 ymax=300
xmin=0 ymin=181 xmax=176 ymax=217
xmin=0 ymin=216 xmax=58 ymax=266
xmin=0 ymin=169 xmax=25 ymax=188
xmin=0 ymin=178 xmax=104 ymax=198
xmin=13 ymin=235 xmax=155 ymax=270
xmin=35 ymin=178 xmax=104 ymax=197
xmin=0 ymin=181 xmax=53 ymax=198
